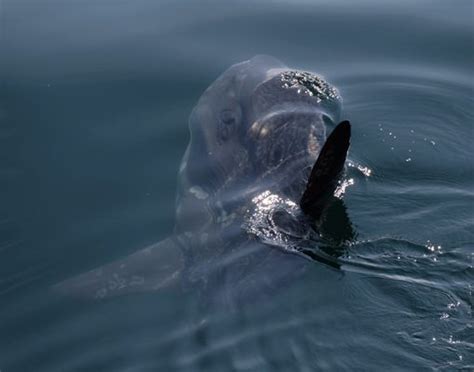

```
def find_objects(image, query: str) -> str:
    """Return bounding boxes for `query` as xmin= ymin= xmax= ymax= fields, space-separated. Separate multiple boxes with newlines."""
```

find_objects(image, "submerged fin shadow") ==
xmin=52 ymin=237 xmax=185 ymax=300
xmin=299 ymin=197 xmax=356 ymax=269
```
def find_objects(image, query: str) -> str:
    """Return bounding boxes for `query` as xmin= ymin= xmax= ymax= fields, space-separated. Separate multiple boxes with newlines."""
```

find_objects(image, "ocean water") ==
xmin=1 ymin=0 xmax=473 ymax=371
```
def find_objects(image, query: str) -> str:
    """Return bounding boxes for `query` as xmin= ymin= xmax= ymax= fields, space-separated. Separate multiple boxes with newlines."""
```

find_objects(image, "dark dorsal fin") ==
xmin=300 ymin=120 xmax=351 ymax=219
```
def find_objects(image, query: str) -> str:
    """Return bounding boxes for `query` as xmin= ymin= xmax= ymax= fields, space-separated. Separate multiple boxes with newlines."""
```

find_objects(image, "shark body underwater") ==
xmin=56 ymin=55 xmax=356 ymax=306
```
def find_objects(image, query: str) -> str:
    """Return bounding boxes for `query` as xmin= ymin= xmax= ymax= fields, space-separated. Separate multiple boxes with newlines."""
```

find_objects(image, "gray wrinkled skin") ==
xmin=55 ymin=56 xmax=344 ymax=308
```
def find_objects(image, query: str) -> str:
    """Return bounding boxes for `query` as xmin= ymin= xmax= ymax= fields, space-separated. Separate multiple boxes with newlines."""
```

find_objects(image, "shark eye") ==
xmin=269 ymin=142 xmax=285 ymax=165
xmin=272 ymin=146 xmax=283 ymax=162
xmin=218 ymin=109 xmax=239 ymax=142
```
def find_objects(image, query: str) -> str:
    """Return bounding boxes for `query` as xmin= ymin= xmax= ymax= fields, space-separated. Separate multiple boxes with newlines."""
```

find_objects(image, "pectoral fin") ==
xmin=300 ymin=120 xmax=351 ymax=219
xmin=53 ymin=236 xmax=185 ymax=300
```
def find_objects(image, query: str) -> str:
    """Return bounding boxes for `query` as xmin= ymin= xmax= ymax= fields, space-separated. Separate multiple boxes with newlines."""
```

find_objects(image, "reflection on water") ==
xmin=1 ymin=0 xmax=473 ymax=370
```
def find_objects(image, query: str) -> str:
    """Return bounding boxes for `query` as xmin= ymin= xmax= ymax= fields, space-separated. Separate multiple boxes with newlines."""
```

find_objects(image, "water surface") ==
xmin=1 ymin=0 xmax=473 ymax=370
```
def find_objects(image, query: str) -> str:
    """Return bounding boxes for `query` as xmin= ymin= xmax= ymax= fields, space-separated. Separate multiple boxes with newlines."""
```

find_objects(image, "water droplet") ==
xmin=334 ymin=178 xmax=355 ymax=198
xmin=354 ymin=164 xmax=372 ymax=177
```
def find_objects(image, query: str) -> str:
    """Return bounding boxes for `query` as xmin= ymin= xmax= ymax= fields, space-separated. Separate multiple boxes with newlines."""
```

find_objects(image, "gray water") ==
xmin=1 ymin=0 xmax=473 ymax=370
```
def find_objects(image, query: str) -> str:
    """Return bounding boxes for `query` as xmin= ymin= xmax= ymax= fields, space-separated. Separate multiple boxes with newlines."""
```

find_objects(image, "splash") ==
xmin=334 ymin=178 xmax=354 ymax=198
xmin=348 ymin=161 xmax=372 ymax=177
xmin=280 ymin=71 xmax=340 ymax=102
xmin=244 ymin=190 xmax=302 ymax=251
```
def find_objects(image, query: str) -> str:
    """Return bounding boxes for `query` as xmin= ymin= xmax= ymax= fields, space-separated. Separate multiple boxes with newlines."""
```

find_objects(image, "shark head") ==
xmin=175 ymin=55 xmax=344 ymax=233
xmin=54 ymin=57 xmax=353 ymax=306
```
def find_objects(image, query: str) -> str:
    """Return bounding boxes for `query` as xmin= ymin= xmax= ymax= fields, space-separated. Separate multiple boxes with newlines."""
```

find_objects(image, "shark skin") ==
xmin=54 ymin=56 xmax=354 ymax=306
